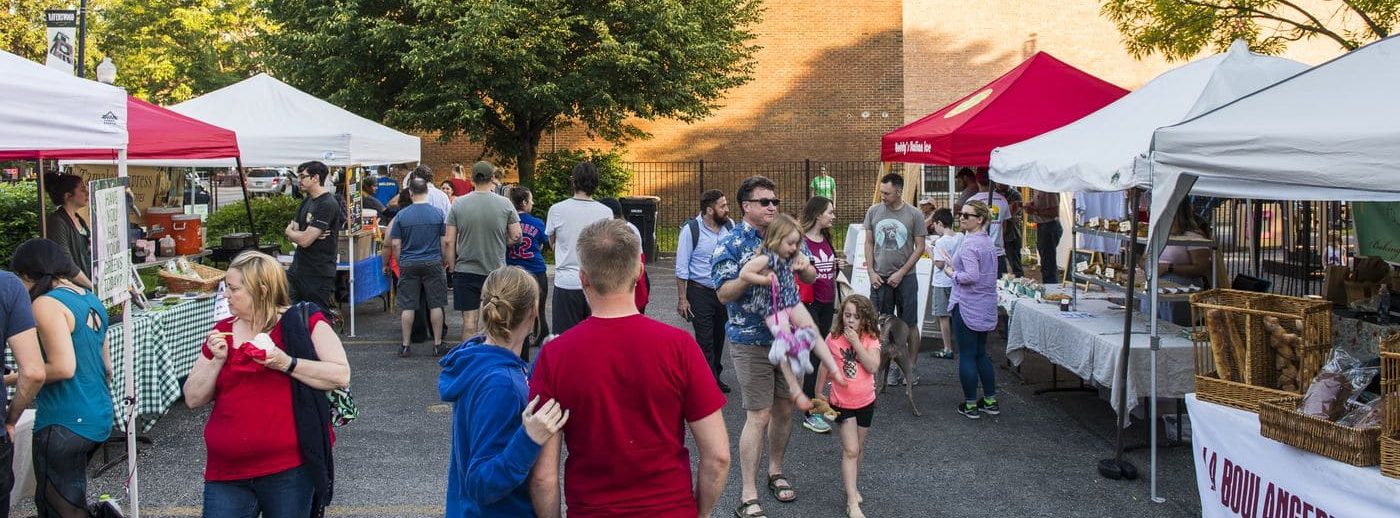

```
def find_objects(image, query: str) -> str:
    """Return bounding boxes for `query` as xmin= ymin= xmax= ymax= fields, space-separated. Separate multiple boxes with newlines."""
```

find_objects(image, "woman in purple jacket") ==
xmin=945 ymin=200 xmax=1000 ymax=419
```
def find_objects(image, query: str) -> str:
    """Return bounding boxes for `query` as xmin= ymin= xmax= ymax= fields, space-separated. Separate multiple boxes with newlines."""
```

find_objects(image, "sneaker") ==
xmin=978 ymin=397 xmax=1001 ymax=415
xmin=886 ymin=369 xmax=905 ymax=387
xmin=802 ymin=414 xmax=832 ymax=434
xmin=956 ymin=403 xmax=981 ymax=419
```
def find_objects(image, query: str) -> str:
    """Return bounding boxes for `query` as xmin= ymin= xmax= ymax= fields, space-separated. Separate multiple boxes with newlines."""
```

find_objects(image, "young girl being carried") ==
xmin=739 ymin=214 xmax=844 ymax=411
xmin=814 ymin=294 xmax=882 ymax=518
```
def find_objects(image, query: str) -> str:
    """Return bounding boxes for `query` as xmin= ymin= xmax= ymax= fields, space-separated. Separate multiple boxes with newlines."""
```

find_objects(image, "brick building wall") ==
xmin=419 ymin=0 xmax=905 ymax=171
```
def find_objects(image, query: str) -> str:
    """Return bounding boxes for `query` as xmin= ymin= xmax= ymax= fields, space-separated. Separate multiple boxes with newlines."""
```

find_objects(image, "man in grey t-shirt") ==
xmin=863 ymin=172 xmax=926 ymax=333
xmin=445 ymin=160 xmax=522 ymax=341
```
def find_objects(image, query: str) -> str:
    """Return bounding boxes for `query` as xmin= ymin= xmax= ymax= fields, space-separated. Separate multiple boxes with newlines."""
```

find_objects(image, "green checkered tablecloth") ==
xmin=4 ymin=296 xmax=215 ymax=433
xmin=108 ymin=296 xmax=216 ymax=432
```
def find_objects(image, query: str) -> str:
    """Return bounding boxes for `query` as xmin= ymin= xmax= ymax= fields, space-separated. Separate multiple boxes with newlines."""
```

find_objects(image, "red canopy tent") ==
xmin=881 ymin=51 xmax=1128 ymax=166
xmin=0 ymin=96 xmax=239 ymax=160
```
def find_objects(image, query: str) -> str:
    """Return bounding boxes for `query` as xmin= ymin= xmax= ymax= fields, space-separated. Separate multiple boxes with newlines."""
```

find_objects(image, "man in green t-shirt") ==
xmin=810 ymin=165 xmax=835 ymax=199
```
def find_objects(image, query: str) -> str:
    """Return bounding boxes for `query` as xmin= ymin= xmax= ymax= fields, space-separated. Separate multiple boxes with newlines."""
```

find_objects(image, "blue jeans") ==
xmin=871 ymin=275 xmax=919 ymax=328
xmin=951 ymin=307 xmax=997 ymax=402
xmin=203 ymin=466 xmax=314 ymax=518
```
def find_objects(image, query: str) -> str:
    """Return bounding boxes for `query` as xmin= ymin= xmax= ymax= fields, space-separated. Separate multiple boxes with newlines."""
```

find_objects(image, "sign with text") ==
xmin=1353 ymin=202 xmax=1400 ymax=264
xmin=92 ymin=178 xmax=131 ymax=304
xmin=1188 ymin=394 xmax=1397 ymax=518
xmin=44 ymin=10 xmax=77 ymax=74
xmin=70 ymin=165 xmax=173 ymax=217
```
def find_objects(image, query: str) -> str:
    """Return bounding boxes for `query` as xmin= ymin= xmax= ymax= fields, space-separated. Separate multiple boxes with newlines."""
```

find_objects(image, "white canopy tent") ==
xmin=989 ymin=41 xmax=1310 ymax=502
xmin=0 ymin=50 xmax=127 ymax=154
xmin=991 ymin=41 xmax=1307 ymax=192
xmin=1144 ymin=34 xmax=1400 ymax=248
xmin=164 ymin=73 xmax=421 ymax=167
xmin=169 ymin=73 xmax=419 ymax=337
xmin=0 ymin=51 xmax=142 ymax=517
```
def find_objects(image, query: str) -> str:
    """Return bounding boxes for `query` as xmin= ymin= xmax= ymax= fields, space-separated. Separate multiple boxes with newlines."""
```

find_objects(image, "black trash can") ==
xmin=620 ymin=196 xmax=660 ymax=260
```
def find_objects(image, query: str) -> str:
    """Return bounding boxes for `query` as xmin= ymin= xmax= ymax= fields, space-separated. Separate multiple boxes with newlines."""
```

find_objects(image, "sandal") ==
xmin=932 ymin=349 xmax=954 ymax=359
xmin=398 ymin=344 xmax=411 ymax=358
xmin=734 ymin=499 xmax=766 ymax=517
xmin=767 ymin=474 xmax=797 ymax=503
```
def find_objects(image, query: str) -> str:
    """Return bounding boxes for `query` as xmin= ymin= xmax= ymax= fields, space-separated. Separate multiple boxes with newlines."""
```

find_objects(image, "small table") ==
xmin=107 ymin=295 xmax=215 ymax=432
xmin=1004 ymin=293 xmax=1196 ymax=420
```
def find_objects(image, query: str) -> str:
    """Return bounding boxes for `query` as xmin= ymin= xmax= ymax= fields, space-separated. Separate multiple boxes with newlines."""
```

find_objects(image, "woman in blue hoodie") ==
xmin=439 ymin=266 xmax=570 ymax=517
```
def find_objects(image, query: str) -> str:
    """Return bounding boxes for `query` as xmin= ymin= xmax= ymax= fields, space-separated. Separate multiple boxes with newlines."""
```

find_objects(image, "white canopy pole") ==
xmin=117 ymin=149 xmax=141 ymax=518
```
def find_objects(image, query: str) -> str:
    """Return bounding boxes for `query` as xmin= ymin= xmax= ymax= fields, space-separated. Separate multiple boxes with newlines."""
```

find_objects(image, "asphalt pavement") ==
xmin=18 ymin=258 xmax=1203 ymax=517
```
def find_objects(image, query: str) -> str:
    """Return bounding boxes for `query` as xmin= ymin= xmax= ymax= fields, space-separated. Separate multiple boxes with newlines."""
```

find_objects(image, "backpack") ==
xmin=685 ymin=217 xmax=735 ymax=250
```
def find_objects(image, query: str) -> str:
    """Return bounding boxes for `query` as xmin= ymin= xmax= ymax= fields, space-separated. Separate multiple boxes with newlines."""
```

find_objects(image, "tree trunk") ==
xmin=517 ymin=130 xmax=543 ymax=187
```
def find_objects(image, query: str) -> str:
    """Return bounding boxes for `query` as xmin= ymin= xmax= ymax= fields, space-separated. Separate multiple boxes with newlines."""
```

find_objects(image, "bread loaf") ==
xmin=1205 ymin=309 xmax=1240 ymax=381
xmin=1263 ymin=316 xmax=1302 ymax=391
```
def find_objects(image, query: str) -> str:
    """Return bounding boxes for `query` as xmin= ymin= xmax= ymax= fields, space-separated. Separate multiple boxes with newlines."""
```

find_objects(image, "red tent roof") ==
xmin=881 ymin=52 xmax=1127 ymax=166
xmin=0 ymin=96 xmax=239 ymax=160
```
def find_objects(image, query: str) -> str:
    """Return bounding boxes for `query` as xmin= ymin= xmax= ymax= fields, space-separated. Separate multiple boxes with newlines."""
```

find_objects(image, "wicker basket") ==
xmin=1195 ymin=373 xmax=1300 ymax=413
xmin=1190 ymin=290 xmax=1332 ymax=412
xmin=1380 ymin=334 xmax=1400 ymax=478
xmin=158 ymin=263 xmax=226 ymax=293
xmin=1259 ymin=396 xmax=1381 ymax=467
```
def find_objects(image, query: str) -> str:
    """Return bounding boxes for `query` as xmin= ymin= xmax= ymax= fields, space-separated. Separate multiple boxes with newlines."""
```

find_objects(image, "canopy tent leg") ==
xmin=1098 ymin=187 xmax=1140 ymax=482
xmin=234 ymin=158 xmax=258 ymax=245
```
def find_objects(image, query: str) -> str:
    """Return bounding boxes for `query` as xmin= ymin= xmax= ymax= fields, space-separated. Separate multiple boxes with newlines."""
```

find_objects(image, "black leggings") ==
xmin=802 ymin=300 xmax=836 ymax=401
xmin=33 ymin=425 xmax=101 ymax=518
xmin=524 ymin=271 xmax=550 ymax=361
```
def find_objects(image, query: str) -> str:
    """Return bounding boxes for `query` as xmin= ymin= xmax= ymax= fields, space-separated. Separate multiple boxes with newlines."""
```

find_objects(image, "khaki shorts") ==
xmin=730 ymin=343 xmax=790 ymax=410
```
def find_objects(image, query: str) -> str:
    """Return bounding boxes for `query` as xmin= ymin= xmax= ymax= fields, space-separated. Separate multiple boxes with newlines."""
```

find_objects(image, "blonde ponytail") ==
xmin=479 ymin=266 xmax=539 ymax=343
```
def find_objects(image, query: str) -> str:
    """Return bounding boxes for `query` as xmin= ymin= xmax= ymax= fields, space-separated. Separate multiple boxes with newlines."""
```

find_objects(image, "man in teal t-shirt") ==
xmin=810 ymin=165 xmax=835 ymax=199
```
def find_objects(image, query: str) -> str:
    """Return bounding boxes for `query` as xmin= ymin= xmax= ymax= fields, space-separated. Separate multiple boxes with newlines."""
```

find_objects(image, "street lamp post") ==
xmin=73 ymin=0 xmax=87 ymax=78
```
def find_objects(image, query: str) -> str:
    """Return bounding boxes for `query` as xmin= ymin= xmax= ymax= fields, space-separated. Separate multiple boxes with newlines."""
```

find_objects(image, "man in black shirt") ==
xmin=284 ymin=161 xmax=345 ymax=314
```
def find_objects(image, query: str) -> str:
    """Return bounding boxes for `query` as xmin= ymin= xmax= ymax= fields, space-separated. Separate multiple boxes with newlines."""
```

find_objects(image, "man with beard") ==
xmin=675 ymin=189 xmax=734 ymax=393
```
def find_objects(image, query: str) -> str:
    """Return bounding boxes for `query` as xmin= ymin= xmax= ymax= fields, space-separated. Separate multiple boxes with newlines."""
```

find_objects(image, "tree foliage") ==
xmin=1 ymin=0 xmax=272 ymax=104
xmin=96 ymin=0 xmax=276 ymax=104
xmin=264 ymin=0 xmax=763 ymax=185
xmin=1101 ymin=0 xmax=1398 ymax=60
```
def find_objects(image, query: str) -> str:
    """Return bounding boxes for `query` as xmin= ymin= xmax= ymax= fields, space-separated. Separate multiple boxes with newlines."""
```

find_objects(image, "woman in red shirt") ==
xmin=183 ymin=252 xmax=351 ymax=518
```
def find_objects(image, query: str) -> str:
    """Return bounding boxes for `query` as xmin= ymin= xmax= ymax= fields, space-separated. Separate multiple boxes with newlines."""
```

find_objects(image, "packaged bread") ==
xmin=1298 ymin=349 xmax=1378 ymax=420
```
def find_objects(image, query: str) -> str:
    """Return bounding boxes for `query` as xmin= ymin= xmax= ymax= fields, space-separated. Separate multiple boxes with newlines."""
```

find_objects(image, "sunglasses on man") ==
xmin=746 ymin=198 xmax=781 ymax=207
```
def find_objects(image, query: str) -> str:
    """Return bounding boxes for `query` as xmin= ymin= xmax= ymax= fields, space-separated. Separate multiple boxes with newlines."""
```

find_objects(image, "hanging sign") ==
xmin=44 ymin=10 xmax=78 ymax=74
xmin=92 ymin=178 xmax=131 ymax=304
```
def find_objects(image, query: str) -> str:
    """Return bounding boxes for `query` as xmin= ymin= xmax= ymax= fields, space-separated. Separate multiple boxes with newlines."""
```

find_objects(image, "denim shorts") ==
xmin=202 ymin=465 xmax=314 ymax=518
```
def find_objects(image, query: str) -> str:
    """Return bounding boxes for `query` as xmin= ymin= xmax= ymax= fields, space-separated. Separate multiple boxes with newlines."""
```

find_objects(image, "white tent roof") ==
xmin=167 ymin=73 xmax=419 ymax=167
xmin=0 ymin=50 xmax=127 ymax=154
xmin=989 ymin=41 xmax=1307 ymax=193
xmin=1144 ymin=35 xmax=1400 ymax=247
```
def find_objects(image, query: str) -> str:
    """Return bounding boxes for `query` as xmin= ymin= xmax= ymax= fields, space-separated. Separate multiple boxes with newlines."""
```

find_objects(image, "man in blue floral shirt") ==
xmin=712 ymin=175 xmax=815 ymax=515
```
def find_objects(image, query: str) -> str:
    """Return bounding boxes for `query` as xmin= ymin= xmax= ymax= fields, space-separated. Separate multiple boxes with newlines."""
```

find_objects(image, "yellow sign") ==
xmin=944 ymin=88 xmax=994 ymax=119
xmin=68 ymin=165 xmax=177 ymax=217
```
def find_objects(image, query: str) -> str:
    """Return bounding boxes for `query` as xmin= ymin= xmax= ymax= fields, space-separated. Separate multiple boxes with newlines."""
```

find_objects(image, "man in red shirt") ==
xmin=528 ymin=219 xmax=730 ymax=517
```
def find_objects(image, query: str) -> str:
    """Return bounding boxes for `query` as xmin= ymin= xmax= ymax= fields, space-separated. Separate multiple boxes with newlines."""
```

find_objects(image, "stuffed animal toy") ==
xmin=810 ymin=396 xmax=839 ymax=421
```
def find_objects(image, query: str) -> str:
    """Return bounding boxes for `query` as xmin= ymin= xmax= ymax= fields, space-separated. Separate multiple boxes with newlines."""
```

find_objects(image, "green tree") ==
xmin=264 ymin=0 xmax=762 ymax=186
xmin=1101 ymin=0 xmax=1398 ymax=60
xmin=95 ymin=0 xmax=275 ymax=103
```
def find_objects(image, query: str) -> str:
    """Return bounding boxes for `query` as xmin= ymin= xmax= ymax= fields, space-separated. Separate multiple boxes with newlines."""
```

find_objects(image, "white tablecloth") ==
xmin=10 ymin=409 xmax=34 ymax=505
xmin=1004 ymin=294 xmax=1196 ymax=419
xmin=1187 ymin=394 xmax=1400 ymax=517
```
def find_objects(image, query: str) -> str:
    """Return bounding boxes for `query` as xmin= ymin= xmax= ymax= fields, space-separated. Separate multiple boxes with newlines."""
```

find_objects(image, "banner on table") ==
xmin=1352 ymin=202 xmax=1400 ymax=264
xmin=1188 ymin=394 xmax=1398 ymax=518
xmin=44 ymin=10 xmax=78 ymax=74
xmin=91 ymin=178 xmax=131 ymax=304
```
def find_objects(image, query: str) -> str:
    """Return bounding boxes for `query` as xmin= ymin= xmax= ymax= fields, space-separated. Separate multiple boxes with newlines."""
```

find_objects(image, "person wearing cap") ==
xmin=445 ymin=161 xmax=522 ymax=342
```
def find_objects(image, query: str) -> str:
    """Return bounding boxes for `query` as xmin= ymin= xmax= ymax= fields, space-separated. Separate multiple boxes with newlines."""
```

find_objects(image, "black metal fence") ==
xmin=625 ymin=160 xmax=895 ymax=253
xmin=1202 ymin=198 xmax=1352 ymax=298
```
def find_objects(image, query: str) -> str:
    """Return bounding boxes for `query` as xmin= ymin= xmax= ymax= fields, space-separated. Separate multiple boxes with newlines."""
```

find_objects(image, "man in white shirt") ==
xmin=407 ymin=164 xmax=451 ymax=218
xmin=545 ymin=162 xmax=615 ymax=334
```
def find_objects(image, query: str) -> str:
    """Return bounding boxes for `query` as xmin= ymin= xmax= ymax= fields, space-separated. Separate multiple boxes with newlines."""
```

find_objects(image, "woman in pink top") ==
xmin=817 ymin=294 xmax=881 ymax=518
